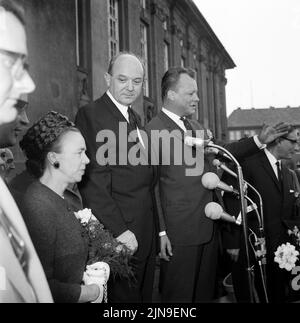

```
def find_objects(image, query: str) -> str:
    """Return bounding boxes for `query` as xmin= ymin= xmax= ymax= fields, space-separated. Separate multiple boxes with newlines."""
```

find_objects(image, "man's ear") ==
xmin=167 ymin=90 xmax=176 ymax=101
xmin=104 ymin=73 xmax=111 ymax=88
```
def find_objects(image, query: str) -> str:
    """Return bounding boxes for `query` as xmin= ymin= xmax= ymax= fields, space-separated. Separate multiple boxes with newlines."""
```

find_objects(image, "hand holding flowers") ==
xmin=75 ymin=209 xmax=135 ymax=281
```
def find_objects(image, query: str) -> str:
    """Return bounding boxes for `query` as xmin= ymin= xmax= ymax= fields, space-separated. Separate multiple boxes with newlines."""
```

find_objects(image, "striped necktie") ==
xmin=180 ymin=116 xmax=196 ymax=137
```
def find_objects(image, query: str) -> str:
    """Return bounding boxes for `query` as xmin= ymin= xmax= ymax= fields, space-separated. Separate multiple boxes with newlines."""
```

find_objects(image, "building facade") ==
xmin=12 ymin=0 xmax=235 ymax=168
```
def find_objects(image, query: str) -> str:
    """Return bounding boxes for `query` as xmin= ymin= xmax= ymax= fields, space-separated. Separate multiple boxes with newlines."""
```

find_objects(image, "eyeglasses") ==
xmin=281 ymin=136 xmax=299 ymax=144
xmin=0 ymin=48 xmax=29 ymax=81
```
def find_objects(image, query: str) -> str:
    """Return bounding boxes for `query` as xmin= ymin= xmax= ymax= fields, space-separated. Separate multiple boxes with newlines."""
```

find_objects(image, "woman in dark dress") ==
xmin=19 ymin=111 xmax=101 ymax=303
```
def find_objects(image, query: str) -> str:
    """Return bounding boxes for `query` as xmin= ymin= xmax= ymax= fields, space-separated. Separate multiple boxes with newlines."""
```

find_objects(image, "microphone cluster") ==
xmin=199 ymin=145 xmax=267 ymax=301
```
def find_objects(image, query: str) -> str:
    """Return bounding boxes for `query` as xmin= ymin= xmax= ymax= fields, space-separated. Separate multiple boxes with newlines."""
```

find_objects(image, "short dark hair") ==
xmin=107 ymin=51 xmax=145 ymax=76
xmin=161 ymin=67 xmax=196 ymax=101
xmin=0 ymin=0 xmax=25 ymax=26
xmin=20 ymin=111 xmax=79 ymax=178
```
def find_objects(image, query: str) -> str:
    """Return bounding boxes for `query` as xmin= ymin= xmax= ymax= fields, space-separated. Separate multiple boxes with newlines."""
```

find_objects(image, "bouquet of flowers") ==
xmin=75 ymin=208 xmax=135 ymax=281
xmin=274 ymin=226 xmax=300 ymax=271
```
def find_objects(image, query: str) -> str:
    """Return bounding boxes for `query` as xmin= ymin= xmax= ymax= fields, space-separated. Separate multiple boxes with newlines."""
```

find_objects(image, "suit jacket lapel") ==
xmin=102 ymin=93 xmax=128 ymax=124
xmin=281 ymin=165 xmax=291 ymax=202
xmin=158 ymin=112 xmax=186 ymax=144
xmin=259 ymin=152 xmax=282 ymax=192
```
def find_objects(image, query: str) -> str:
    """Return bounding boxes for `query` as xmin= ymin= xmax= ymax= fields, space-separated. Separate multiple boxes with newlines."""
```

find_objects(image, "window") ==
xmin=140 ymin=0 xmax=146 ymax=9
xmin=229 ymin=131 xmax=235 ymax=141
xmin=181 ymin=56 xmax=186 ymax=68
xmin=194 ymin=68 xmax=198 ymax=84
xmin=245 ymin=130 xmax=257 ymax=137
xmin=164 ymin=42 xmax=169 ymax=72
xmin=163 ymin=19 xmax=168 ymax=31
xmin=75 ymin=0 xmax=90 ymax=68
xmin=235 ymin=131 xmax=242 ymax=140
xmin=108 ymin=0 xmax=119 ymax=61
xmin=75 ymin=0 xmax=92 ymax=105
xmin=75 ymin=0 xmax=80 ymax=66
xmin=229 ymin=131 xmax=242 ymax=141
xmin=141 ymin=22 xmax=149 ymax=97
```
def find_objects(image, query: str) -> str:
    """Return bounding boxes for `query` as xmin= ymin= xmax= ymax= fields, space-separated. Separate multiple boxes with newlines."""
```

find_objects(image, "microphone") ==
xmin=202 ymin=172 xmax=239 ymax=195
xmin=184 ymin=136 xmax=205 ymax=148
xmin=184 ymin=137 xmax=231 ymax=161
xmin=213 ymin=159 xmax=238 ymax=178
xmin=205 ymin=202 xmax=240 ymax=225
xmin=205 ymin=144 xmax=232 ymax=161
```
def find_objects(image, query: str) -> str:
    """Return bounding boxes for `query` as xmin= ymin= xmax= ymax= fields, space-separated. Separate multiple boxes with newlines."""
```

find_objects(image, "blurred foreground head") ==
xmin=0 ymin=0 xmax=35 ymax=125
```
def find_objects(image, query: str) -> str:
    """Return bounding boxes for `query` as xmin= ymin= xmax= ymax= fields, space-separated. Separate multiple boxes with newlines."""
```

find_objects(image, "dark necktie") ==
xmin=180 ymin=116 xmax=196 ymax=137
xmin=276 ymin=161 xmax=283 ymax=190
xmin=127 ymin=107 xmax=140 ymax=131
xmin=127 ymin=107 xmax=142 ymax=146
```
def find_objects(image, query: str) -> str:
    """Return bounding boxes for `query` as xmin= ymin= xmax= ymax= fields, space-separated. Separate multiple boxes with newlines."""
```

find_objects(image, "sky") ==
xmin=194 ymin=0 xmax=300 ymax=116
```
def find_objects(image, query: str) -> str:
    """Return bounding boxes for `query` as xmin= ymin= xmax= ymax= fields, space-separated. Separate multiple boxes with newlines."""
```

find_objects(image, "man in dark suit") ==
xmin=145 ymin=67 xmax=290 ymax=303
xmin=223 ymin=127 xmax=300 ymax=303
xmin=75 ymin=52 xmax=156 ymax=303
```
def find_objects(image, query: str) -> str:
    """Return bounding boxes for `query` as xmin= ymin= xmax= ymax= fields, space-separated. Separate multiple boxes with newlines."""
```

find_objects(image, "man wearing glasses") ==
xmin=224 ymin=127 xmax=300 ymax=303
xmin=0 ymin=0 xmax=52 ymax=302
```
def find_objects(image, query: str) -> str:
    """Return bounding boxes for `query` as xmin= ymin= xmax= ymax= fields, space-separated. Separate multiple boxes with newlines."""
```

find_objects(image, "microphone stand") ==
xmin=243 ymin=193 xmax=268 ymax=303
xmin=214 ymin=157 xmax=269 ymax=302
xmin=207 ymin=143 xmax=255 ymax=303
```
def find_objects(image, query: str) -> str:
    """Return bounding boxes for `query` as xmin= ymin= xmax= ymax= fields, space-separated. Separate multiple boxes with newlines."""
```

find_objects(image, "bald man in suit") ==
xmin=76 ymin=52 xmax=157 ymax=303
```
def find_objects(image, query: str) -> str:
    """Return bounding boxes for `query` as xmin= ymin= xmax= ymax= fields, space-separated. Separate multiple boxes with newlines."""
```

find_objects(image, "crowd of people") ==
xmin=0 ymin=0 xmax=300 ymax=304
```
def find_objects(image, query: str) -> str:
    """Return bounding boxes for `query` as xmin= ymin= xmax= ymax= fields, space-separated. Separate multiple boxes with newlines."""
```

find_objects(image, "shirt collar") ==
xmin=264 ymin=148 xmax=280 ymax=166
xmin=107 ymin=90 xmax=129 ymax=122
xmin=162 ymin=108 xmax=182 ymax=122
xmin=162 ymin=108 xmax=186 ymax=132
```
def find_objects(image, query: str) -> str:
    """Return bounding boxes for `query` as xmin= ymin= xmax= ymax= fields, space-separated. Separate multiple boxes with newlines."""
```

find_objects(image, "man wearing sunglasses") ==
xmin=224 ymin=127 xmax=300 ymax=303
xmin=0 ymin=0 xmax=52 ymax=303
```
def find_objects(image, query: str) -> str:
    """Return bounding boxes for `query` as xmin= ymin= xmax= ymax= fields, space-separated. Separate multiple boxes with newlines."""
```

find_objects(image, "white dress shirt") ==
xmin=264 ymin=148 xmax=281 ymax=179
xmin=162 ymin=108 xmax=187 ymax=132
xmin=107 ymin=91 xmax=145 ymax=148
